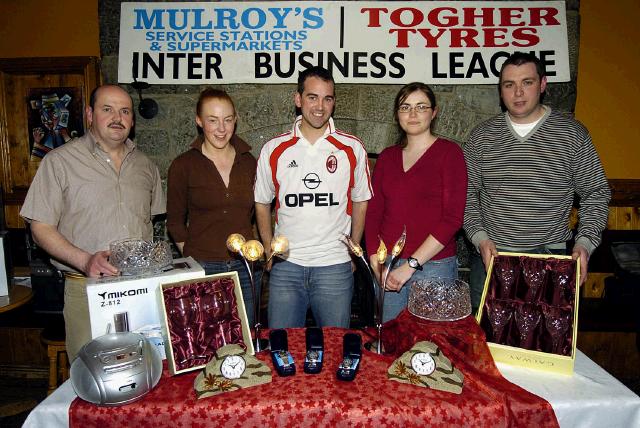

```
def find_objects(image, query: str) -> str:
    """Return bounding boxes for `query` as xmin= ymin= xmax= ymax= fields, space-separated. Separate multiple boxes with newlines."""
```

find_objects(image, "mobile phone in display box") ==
xmin=475 ymin=252 xmax=580 ymax=375
xmin=86 ymin=257 xmax=205 ymax=359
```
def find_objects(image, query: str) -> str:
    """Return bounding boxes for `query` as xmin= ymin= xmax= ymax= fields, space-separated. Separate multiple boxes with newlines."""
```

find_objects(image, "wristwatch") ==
xmin=407 ymin=257 xmax=423 ymax=271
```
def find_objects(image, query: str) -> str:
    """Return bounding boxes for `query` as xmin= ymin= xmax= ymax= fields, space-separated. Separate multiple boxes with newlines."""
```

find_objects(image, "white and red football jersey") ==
xmin=255 ymin=117 xmax=372 ymax=266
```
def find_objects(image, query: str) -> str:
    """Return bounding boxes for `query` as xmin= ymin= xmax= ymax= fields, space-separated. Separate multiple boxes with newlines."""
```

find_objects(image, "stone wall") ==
xmin=99 ymin=0 xmax=581 ymax=179
xmin=100 ymin=0 xmax=581 ymax=272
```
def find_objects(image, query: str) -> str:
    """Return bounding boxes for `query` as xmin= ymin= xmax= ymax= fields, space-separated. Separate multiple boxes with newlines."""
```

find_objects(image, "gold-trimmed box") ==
xmin=475 ymin=252 xmax=580 ymax=375
xmin=159 ymin=272 xmax=254 ymax=376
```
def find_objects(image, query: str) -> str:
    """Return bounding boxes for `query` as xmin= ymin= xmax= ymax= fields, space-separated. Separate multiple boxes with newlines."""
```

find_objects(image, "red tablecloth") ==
xmin=70 ymin=310 xmax=559 ymax=427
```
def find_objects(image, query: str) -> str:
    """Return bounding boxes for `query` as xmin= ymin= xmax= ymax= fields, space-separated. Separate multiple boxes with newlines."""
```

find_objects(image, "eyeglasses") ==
xmin=398 ymin=103 xmax=433 ymax=114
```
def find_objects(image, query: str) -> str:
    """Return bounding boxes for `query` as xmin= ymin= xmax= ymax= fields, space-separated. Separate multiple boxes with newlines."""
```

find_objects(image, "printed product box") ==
xmin=159 ymin=272 xmax=254 ymax=375
xmin=86 ymin=257 xmax=205 ymax=359
xmin=475 ymin=252 xmax=580 ymax=375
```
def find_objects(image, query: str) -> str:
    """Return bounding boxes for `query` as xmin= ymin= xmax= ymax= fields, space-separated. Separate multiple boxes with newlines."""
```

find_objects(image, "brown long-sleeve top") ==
xmin=167 ymin=134 xmax=257 ymax=261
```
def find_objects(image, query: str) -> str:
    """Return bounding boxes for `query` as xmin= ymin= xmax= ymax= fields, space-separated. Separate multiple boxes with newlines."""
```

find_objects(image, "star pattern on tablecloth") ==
xmin=69 ymin=318 xmax=558 ymax=428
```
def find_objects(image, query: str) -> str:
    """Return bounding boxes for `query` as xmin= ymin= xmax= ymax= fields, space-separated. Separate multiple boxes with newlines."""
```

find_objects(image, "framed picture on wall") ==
xmin=27 ymin=86 xmax=85 ymax=159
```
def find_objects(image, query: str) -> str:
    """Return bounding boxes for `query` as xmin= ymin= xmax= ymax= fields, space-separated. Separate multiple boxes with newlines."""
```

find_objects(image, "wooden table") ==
xmin=0 ymin=278 xmax=37 ymax=418
xmin=0 ymin=284 xmax=33 ymax=313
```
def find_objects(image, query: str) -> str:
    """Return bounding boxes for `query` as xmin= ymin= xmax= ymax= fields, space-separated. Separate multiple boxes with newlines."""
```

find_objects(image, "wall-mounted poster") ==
xmin=27 ymin=87 xmax=84 ymax=159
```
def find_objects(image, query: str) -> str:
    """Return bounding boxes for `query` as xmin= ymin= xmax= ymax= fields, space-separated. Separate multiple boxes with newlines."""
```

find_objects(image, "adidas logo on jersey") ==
xmin=287 ymin=160 xmax=298 ymax=168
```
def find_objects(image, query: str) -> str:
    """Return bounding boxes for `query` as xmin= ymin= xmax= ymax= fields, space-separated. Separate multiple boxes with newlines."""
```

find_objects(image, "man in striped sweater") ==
xmin=463 ymin=52 xmax=611 ymax=313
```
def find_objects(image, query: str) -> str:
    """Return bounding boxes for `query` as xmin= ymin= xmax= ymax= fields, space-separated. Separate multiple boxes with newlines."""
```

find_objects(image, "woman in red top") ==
xmin=167 ymin=89 xmax=261 ymax=326
xmin=364 ymin=82 xmax=467 ymax=322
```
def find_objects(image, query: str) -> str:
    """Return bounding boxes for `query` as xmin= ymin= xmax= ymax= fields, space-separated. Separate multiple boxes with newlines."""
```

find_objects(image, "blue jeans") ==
xmin=268 ymin=260 xmax=353 ymax=328
xmin=199 ymin=260 xmax=263 ymax=328
xmin=383 ymin=256 xmax=458 ymax=322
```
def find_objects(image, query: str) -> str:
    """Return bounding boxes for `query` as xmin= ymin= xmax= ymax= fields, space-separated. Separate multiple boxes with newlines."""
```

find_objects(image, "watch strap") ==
xmin=408 ymin=257 xmax=423 ymax=271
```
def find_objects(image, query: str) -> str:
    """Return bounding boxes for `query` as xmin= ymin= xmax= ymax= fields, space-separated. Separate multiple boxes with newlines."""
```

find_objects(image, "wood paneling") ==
xmin=0 ymin=57 xmax=100 ymax=228
xmin=563 ymin=182 xmax=640 ymax=231
xmin=578 ymin=331 xmax=640 ymax=380
xmin=582 ymin=273 xmax=612 ymax=298
xmin=578 ymin=180 xmax=640 ymax=379
xmin=0 ymin=327 xmax=47 ymax=366
xmin=609 ymin=179 xmax=640 ymax=207
xmin=0 ymin=328 xmax=11 ymax=364
xmin=607 ymin=206 xmax=640 ymax=230
xmin=581 ymin=206 xmax=638 ymax=296
xmin=4 ymin=205 xmax=23 ymax=229
xmin=569 ymin=207 xmax=578 ymax=229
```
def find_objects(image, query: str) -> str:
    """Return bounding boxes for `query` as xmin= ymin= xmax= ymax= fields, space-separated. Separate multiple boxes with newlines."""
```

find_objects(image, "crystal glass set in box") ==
xmin=163 ymin=276 xmax=246 ymax=373
xmin=480 ymin=255 xmax=576 ymax=356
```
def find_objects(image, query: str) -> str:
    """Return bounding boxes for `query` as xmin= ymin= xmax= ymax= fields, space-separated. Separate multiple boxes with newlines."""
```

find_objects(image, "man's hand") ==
xmin=264 ymin=248 xmax=274 ymax=272
xmin=31 ymin=221 xmax=118 ymax=277
xmin=176 ymin=242 xmax=185 ymax=255
xmin=255 ymin=202 xmax=274 ymax=272
xmin=83 ymin=250 xmax=119 ymax=278
xmin=479 ymin=239 xmax=498 ymax=271
xmin=571 ymin=245 xmax=589 ymax=286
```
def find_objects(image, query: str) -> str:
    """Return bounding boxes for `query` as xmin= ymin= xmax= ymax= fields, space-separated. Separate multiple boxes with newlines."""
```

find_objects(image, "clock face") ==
xmin=410 ymin=352 xmax=436 ymax=376
xmin=220 ymin=355 xmax=246 ymax=379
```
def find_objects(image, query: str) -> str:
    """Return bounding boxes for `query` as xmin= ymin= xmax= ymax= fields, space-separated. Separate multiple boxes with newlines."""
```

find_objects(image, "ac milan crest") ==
xmin=326 ymin=155 xmax=338 ymax=173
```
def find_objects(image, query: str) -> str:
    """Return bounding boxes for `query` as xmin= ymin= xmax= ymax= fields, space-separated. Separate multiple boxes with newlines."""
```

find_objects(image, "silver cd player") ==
xmin=70 ymin=332 xmax=162 ymax=406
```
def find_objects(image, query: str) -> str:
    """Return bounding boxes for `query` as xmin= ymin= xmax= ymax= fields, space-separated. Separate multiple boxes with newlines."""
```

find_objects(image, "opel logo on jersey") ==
xmin=302 ymin=173 xmax=322 ymax=190
xmin=326 ymin=155 xmax=337 ymax=173
xmin=287 ymin=172 xmax=338 ymax=208
xmin=284 ymin=193 xmax=339 ymax=207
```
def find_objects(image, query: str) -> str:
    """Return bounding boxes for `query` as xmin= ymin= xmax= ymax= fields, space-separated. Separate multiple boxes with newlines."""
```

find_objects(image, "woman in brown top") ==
xmin=167 ymin=88 xmax=261 ymax=326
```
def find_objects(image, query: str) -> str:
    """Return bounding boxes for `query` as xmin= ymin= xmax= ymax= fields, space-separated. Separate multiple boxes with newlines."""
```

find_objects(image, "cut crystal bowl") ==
xmin=408 ymin=277 xmax=472 ymax=322
xmin=109 ymin=238 xmax=172 ymax=276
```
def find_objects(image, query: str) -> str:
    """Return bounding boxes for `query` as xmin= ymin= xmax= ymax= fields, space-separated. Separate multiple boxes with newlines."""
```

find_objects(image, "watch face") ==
xmin=410 ymin=352 xmax=436 ymax=376
xmin=220 ymin=355 xmax=246 ymax=379
xmin=340 ymin=357 xmax=353 ymax=369
xmin=408 ymin=258 xmax=421 ymax=270
xmin=277 ymin=351 xmax=293 ymax=367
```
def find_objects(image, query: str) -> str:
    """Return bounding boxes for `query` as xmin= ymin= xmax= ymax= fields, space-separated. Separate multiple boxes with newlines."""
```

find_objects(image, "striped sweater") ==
xmin=463 ymin=108 xmax=611 ymax=255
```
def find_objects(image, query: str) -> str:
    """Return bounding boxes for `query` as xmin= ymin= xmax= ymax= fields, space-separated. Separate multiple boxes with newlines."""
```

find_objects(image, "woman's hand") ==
xmin=385 ymin=263 xmax=415 ymax=291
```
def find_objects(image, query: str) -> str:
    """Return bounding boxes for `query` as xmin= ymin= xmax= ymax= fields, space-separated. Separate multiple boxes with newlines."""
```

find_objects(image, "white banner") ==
xmin=118 ymin=1 xmax=569 ymax=85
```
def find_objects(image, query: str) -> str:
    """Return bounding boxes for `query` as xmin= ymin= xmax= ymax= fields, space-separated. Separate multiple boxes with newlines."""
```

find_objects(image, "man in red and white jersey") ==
xmin=255 ymin=66 xmax=372 ymax=328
